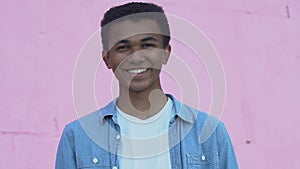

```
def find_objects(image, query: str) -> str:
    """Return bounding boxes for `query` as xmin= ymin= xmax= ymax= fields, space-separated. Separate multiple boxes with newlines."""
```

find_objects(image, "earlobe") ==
xmin=102 ymin=50 xmax=112 ymax=69
xmin=162 ymin=45 xmax=171 ymax=65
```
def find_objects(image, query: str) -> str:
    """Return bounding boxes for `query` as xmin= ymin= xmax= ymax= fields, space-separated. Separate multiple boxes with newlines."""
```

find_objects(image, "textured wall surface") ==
xmin=1 ymin=0 xmax=300 ymax=168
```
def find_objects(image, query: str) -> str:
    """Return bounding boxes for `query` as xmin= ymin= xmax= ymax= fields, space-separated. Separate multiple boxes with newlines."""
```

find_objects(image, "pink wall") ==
xmin=1 ymin=0 xmax=300 ymax=168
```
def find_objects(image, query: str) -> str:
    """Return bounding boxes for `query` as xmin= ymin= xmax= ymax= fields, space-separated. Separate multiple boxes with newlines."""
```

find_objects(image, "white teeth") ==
xmin=128 ymin=68 xmax=147 ymax=74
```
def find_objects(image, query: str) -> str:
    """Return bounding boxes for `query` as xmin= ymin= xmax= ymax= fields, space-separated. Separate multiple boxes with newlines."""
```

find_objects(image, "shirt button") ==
xmin=112 ymin=166 xmax=118 ymax=169
xmin=92 ymin=157 xmax=98 ymax=164
xmin=201 ymin=155 xmax=206 ymax=161
xmin=116 ymin=134 xmax=121 ymax=140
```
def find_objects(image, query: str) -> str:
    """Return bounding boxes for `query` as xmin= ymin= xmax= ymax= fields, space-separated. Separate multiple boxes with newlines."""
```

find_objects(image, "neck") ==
xmin=117 ymin=83 xmax=168 ymax=120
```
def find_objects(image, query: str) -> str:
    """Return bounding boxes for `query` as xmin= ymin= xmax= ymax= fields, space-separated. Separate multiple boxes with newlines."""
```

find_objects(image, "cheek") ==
xmin=111 ymin=55 xmax=127 ymax=69
xmin=152 ymin=50 xmax=166 ymax=63
xmin=152 ymin=57 xmax=165 ymax=68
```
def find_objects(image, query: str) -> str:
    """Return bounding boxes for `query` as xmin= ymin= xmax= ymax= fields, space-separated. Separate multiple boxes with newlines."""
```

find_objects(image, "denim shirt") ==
xmin=56 ymin=94 xmax=238 ymax=169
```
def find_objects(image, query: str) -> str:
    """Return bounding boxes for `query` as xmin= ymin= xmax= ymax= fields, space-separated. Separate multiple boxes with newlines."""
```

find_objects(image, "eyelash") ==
xmin=116 ymin=45 xmax=129 ymax=50
xmin=142 ymin=43 xmax=155 ymax=48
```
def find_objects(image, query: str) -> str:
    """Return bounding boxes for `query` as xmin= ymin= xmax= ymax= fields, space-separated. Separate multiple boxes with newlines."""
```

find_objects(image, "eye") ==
xmin=142 ymin=43 xmax=156 ymax=48
xmin=116 ymin=45 xmax=129 ymax=51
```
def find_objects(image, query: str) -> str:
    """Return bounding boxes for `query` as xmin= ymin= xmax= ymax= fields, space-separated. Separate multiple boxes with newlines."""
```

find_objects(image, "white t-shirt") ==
xmin=116 ymin=98 xmax=173 ymax=169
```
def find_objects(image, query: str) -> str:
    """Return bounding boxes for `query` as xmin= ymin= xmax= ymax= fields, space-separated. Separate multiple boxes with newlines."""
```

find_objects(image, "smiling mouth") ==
xmin=127 ymin=68 xmax=148 ymax=74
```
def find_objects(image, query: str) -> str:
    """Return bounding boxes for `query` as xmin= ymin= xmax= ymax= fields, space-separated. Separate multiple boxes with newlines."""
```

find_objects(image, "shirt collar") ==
xmin=166 ymin=94 xmax=197 ymax=124
xmin=98 ymin=94 xmax=197 ymax=124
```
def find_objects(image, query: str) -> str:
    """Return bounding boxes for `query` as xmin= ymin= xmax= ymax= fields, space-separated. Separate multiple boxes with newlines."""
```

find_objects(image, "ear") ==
xmin=162 ymin=45 xmax=171 ymax=65
xmin=102 ymin=50 xmax=112 ymax=69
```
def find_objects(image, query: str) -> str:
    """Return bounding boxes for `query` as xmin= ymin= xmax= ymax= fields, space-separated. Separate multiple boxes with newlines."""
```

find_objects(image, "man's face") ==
xmin=103 ymin=19 xmax=171 ymax=92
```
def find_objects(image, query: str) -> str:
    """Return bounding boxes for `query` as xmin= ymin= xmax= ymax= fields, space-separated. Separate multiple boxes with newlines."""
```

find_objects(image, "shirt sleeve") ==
xmin=55 ymin=125 xmax=77 ymax=169
xmin=217 ymin=122 xmax=239 ymax=169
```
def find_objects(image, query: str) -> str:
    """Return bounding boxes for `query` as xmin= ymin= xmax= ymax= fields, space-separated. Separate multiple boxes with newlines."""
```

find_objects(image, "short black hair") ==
xmin=100 ymin=2 xmax=170 ymax=50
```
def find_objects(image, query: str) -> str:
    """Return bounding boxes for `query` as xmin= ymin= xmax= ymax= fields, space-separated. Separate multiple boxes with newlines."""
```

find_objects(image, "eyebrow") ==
xmin=140 ymin=37 xmax=158 ymax=42
xmin=113 ymin=36 xmax=158 ymax=46
xmin=114 ymin=39 xmax=130 ymax=46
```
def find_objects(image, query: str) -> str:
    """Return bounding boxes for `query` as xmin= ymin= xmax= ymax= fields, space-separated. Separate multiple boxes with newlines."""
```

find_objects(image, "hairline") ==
xmin=101 ymin=13 xmax=170 ymax=51
xmin=105 ymin=18 xmax=167 ymax=50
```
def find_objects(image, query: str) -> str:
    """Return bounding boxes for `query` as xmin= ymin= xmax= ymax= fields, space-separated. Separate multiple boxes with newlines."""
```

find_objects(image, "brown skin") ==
xmin=102 ymin=19 xmax=171 ymax=119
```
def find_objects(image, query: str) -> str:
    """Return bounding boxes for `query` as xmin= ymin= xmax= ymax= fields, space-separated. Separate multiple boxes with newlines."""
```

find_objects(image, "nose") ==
xmin=127 ymin=49 xmax=146 ymax=64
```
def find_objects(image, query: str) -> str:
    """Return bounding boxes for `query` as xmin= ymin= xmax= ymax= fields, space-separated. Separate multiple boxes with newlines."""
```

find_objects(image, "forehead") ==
xmin=107 ymin=19 xmax=162 ymax=47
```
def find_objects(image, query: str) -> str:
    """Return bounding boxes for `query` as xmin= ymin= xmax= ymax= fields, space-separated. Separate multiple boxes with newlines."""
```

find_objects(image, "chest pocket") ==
xmin=76 ymin=155 xmax=111 ymax=169
xmin=186 ymin=152 xmax=219 ymax=169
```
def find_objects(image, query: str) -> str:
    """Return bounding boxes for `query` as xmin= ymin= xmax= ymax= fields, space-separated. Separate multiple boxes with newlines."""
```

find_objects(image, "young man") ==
xmin=56 ymin=2 xmax=238 ymax=169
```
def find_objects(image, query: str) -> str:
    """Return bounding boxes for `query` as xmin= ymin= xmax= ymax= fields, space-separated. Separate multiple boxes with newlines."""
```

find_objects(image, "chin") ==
xmin=128 ymin=85 xmax=148 ymax=93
